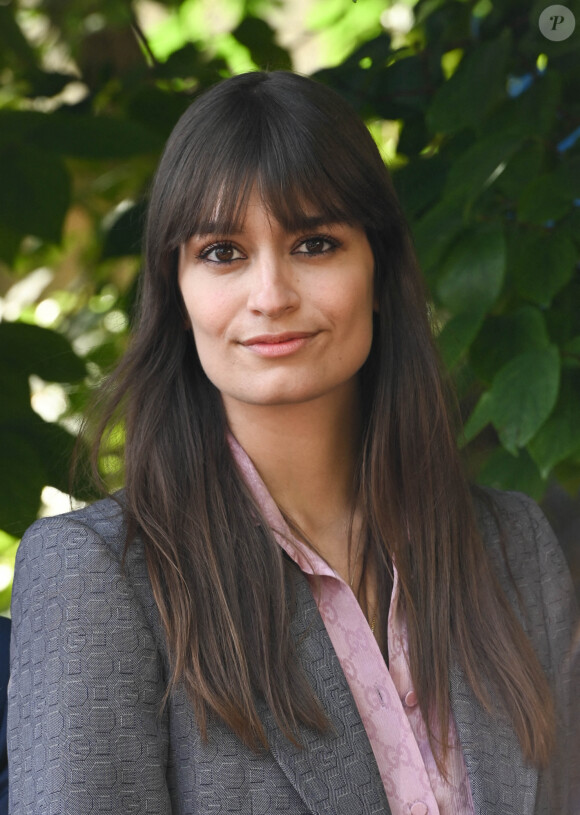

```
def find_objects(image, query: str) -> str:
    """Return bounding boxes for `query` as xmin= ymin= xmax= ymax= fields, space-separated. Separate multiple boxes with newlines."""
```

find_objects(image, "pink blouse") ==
xmin=230 ymin=436 xmax=475 ymax=815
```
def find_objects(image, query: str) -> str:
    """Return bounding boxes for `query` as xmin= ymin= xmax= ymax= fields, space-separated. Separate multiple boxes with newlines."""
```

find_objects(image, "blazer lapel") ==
xmin=450 ymin=662 xmax=538 ymax=815
xmin=256 ymin=567 xmax=541 ymax=815
xmin=258 ymin=569 xmax=391 ymax=815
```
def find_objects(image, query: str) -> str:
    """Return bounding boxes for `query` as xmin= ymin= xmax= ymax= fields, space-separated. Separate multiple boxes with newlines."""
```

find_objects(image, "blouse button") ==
xmin=404 ymin=690 xmax=418 ymax=707
xmin=410 ymin=802 xmax=428 ymax=815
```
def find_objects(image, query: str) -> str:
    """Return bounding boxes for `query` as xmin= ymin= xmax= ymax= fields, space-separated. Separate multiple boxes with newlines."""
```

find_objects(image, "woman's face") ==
xmin=178 ymin=188 xmax=376 ymax=415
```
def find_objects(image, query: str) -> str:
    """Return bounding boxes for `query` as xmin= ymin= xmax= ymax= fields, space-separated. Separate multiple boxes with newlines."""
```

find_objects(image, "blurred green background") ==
xmin=1 ymin=0 xmax=579 ymax=613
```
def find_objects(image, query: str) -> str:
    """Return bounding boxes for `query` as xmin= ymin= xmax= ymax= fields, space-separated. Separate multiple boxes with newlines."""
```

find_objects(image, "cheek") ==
xmin=328 ymin=291 xmax=374 ymax=369
xmin=351 ymin=278 xmax=376 ymax=359
xmin=340 ymin=276 xmax=375 ymax=332
xmin=185 ymin=304 xmax=230 ymax=387
xmin=182 ymin=283 xmax=229 ymax=341
xmin=189 ymin=308 xmax=222 ymax=341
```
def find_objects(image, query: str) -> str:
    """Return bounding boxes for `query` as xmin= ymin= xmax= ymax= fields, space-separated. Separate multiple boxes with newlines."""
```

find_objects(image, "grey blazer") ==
xmin=8 ymin=489 xmax=577 ymax=815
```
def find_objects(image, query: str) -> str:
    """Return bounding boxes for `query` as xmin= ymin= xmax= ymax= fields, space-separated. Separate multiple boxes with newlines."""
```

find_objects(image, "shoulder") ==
xmin=18 ymin=492 xmax=127 ymax=557
xmin=14 ymin=492 xmax=141 ymax=584
xmin=473 ymin=486 xmax=570 ymax=583
xmin=474 ymin=485 xmax=547 ymax=532
xmin=474 ymin=486 xmax=577 ymax=674
xmin=12 ymin=492 xmax=155 ymax=628
xmin=11 ymin=493 xmax=166 ymax=672
xmin=8 ymin=498 xmax=171 ymax=813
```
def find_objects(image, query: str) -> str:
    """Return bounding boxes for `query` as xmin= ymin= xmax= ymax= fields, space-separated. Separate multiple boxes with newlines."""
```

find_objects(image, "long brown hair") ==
xmin=89 ymin=70 xmax=554 ymax=767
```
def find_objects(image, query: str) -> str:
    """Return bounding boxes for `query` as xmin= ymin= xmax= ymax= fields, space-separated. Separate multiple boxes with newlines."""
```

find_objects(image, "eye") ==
xmin=198 ymin=241 xmax=245 ymax=264
xmin=293 ymin=235 xmax=339 ymax=256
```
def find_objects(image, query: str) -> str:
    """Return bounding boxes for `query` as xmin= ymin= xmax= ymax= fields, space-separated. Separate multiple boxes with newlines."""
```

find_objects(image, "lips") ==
xmin=241 ymin=331 xmax=316 ymax=345
xmin=240 ymin=331 xmax=318 ymax=358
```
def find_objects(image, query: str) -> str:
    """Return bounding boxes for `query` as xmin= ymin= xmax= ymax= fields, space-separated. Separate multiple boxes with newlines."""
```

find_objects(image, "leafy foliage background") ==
xmin=1 ymin=0 xmax=579 ymax=611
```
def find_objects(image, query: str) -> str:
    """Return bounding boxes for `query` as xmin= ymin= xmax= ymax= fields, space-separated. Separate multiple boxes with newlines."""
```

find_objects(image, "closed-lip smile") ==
xmin=241 ymin=331 xmax=316 ymax=345
xmin=240 ymin=331 xmax=318 ymax=358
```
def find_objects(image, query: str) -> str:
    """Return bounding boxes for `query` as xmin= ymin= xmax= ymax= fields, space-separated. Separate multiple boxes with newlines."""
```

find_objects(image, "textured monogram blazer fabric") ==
xmin=8 ymin=489 xmax=577 ymax=815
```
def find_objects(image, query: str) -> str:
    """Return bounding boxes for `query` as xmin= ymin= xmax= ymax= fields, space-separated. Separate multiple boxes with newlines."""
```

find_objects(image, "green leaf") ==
xmin=0 ymin=222 xmax=22 ymax=266
xmin=313 ymin=35 xmax=392 ymax=117
xmin=411 ymin=192 xmax=465 ymax=276
xmin=554 ymin=156 xmax=580 ymax=194
xmin=0 ymin=323 xmax=86 ymax=383
xmin=397 ymin=114 xmax=429 ymax=157
xmin=0 ymin=366 xmax=31 ymax=423
xmin=470 ymin=306 xmax=550 ymax=383
xmin=418 ymin=0 xmax=471 ymax=43
xmin=345 ymin=33 xmax=392 ymax=73
xmin=482 ymin=72 xmax=562 ymax=142
xmin=0 ymin=144 xmax=70 ymax=243
xmin=0 ymin=586 xmax=13 ymax=615
xmin=427 ymin=30 xmax=511 ymax=133
xmin=0 ymin=4 xmax=37 ymax=69
xmin=0 ymin=411 xmax=92 ymax=536
xmin=518 ymin=173 xmax=575 ymax=225
xmin=0 ymin=430 xmax=47 ymax=537
xmin=232 ymin=17 xmax=292 ymax=71
xmin=478 ymin=447 xmax=545 ymax=500
xmin=0 ymin=529 xmax=19 ymax=556
xmin=126 ymin=86 xmax=191 ymax=139
xmin=514 ymin=72 xmax=561 ymax=138
xmin=512 ymin=232 xmax=577 ymax=307
xmin=101 ymin=200 xmax=147 ymax=259
xmin=13 ymin=413 xmax=80 ymax=498
xmin=562 ymin=206 xmax=580 ymax=249
xmin=495 ymin=141 xmax=545 ymax=199
xmin=463 ymin=390 xmax=494 ymax=444
xmin=381 ymin=55 xmax=432 ymax=114
xmin=528 ymin=370 xmax=580 ymax=477
xmin=306 ymin=0 xmax=346 ymax=30
xmin=0 ymin=110 xmax=163 ymax=159
xmin=546 ymin=279 xmax=580 ymax=345
xmin=491 ymin=346 xmax=560 ymax=454
xmin=154 ymin=42 xmax=203 ymax=78
xmin=436 ymin=224 xmax=505 ymax=313
xmin=563 ymin=335 xmax=580 ymax=364
xmin=22 ymin=69 xmax=77 ymax=99
xmin=437 ymin=308 xmax=485 ymax=370
xmin=444 ymin=131 xmax=522 ymax=202
xmin=0 ymin=530 xmax=18 ymax=615
xmin=393 ymin=155 xmax=448 ymax=218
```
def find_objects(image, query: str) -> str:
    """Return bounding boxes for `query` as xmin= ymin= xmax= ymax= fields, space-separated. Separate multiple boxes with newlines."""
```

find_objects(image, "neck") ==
xmin=225 ymin=383 xmax=363 ymax=574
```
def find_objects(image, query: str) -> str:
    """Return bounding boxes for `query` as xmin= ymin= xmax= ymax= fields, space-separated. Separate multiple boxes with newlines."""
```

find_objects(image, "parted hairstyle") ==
xmin=90 ymin=70 xmax=554 ymax=770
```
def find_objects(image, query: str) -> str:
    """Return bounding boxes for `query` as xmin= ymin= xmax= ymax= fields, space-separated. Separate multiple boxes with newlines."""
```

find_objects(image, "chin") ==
xmin=232 ymin=390 xmax=320 ymax=408
xmin=224 ymin=379 xmax=354 ymax=410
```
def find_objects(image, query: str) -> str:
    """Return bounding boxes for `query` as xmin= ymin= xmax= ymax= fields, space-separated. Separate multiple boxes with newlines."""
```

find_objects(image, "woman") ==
xmin=8 ymin=71 xmax=577 ymax=814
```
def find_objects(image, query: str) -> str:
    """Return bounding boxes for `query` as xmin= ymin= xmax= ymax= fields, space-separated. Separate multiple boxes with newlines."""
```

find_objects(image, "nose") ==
xmin=246 ymin=253 xmax=300 ymax=317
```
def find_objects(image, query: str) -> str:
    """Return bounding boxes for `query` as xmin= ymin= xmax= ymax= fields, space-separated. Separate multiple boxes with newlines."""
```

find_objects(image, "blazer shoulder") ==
xmin=9 ymin=494 xmax=172 ymax=815
xmin=13 ymin=492 xmax=155 ymax=634
xmin=473 ymin=486 xmax=564 ymax=568
xmin=474 ymin=487 xmax=569 ymax=578
xmin=472 ymin=485 xmax=573 ymax=589
xmin=473 ymin=486 xmax=577 ymax=670
xmin=18 ymin=492 xmax=128 ymax=561
xmin=474 ymin=484 xmax=542 ymax=521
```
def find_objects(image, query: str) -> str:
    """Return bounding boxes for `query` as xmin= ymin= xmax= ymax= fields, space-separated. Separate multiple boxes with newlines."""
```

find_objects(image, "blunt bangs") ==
xmin=149 ymin=72 xmax=396 ymax=257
